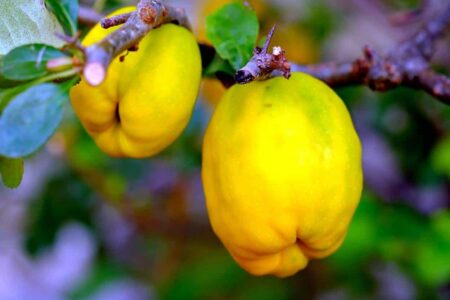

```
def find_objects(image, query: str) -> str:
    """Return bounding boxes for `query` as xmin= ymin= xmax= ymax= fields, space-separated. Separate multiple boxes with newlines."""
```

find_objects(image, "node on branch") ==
xmin=235 ymin=25 xmax=291 ymax=84
xmin=82 ymin=0 xmax=190 ymax=86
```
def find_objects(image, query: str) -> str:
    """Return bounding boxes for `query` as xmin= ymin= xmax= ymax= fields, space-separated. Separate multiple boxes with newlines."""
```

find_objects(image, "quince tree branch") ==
xmin=237 ymin=2 xmax=450 ymax=105
xmin=82 ymin=0 xmax=189 ymax=86
xmin=78 ymin=1 xmax=450 ymax=105
xmin=235 ymin=25 xmax=291 ymax=84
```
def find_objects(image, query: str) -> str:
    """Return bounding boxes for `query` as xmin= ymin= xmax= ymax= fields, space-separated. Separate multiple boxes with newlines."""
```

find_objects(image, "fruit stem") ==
xmin=235 ymin=25 xmax=291 ymax=84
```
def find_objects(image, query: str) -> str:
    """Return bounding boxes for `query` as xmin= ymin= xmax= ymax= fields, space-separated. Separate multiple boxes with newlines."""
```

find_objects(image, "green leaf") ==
xmin=24 ymin=173 xmax=96 ymax=256
xmin=45 ymin=0 xmax=78 ymax=36
xmin=0 ymin=156 xmax=24 ymax=188
xmin=433 ymin=211 xmax=450 ymax=243
xmin=0 ymin=75 xmax=21 ymax=89
xmin=0 ymin=82 xmax=71 ymax=157
xmin=203 ymin=54 xmax=235 ymax=77
xmin=0 ymin=56 xmax=23 ymax=88
xmin=0 ymin=0 xmax=64 ymax=55
xmin=0 ymin=70 xmax=79 ymax=113
xmin=206 ymin=3 xmax=259 ymax=70
xmin=162 ymin=251 xmax=246 ymax=300
xmin=0 ymin=44 xmax=67 ymax=81
xmin=431 ymin=136 xmax=450 ymax=178
xmin=414 ymin=212 xmax=450 ymax=286
xmin=70 ymin=261 xmax=126 ymax=300
xmin=0 ymin=82 xmax=35 ymax=112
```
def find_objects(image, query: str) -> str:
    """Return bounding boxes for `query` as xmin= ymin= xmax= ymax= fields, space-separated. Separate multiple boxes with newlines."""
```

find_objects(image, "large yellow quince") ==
xmin=202 ymin=73 xmax=363 ymax=277
xmin=71 ymin=7 xmax=201 ymax=158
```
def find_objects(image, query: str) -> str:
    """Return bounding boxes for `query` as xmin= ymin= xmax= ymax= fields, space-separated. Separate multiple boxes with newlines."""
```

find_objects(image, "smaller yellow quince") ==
xmin=70 ymin=7 xmax=201 ymax=158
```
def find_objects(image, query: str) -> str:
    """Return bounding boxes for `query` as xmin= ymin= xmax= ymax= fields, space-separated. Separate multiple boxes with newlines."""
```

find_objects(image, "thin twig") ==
xmin=413 ymin=71 xmax=450 ymax=101
xmin=291 ymin=61 xmax=366 ymax=87
xmin=235 ymin=25 xmax=291 ymax=84
xmin=83 ymin=0 xmax=190 ymax=86
xmin=101 ymin=12 xmax=132 ymax=29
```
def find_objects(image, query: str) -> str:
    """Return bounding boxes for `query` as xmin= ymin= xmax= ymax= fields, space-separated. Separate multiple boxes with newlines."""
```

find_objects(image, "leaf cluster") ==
xmin=0 ymin=0 xmax=79 ymax=188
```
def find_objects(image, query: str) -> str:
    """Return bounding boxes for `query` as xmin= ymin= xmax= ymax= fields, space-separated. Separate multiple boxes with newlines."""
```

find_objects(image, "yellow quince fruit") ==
xmin=70 ymin=7 xmax=201 ymax=158
xmin=202 ymin=73 xmax=363 ymax=277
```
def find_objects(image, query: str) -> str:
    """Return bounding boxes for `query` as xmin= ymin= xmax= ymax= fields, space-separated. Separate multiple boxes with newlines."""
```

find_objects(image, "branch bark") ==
xmin=82 ymin=0 xmax=190 ymax=86
xmin=235 ymin=25 xmax=291 ymax=84
xmin=236 ymin=2 xmax=450 ymax=105
xmin=77 ymin=1 xmax=450 ymax=104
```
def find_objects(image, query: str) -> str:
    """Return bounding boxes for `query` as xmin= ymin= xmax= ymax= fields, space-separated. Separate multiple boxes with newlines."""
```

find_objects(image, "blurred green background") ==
xmin=0 ymin=0 xmax=449 ymax=299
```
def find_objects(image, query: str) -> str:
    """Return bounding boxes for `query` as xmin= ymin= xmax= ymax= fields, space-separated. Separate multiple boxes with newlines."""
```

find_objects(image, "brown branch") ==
xmin=101 ymin=12 xmax=133 ymax=29
xmin=235 ymin=25 xmax=291 ymax=84
xmin=292 ymin=61 xmax=366 ymax=87
xmin=236 ymin=2 xmax=450 ymax=105
xmin=413 ymin=71 xmax=450 ymax=101
xmin=77 ymin=1 xmax=450 ymax=103
xmin=82 ymin=0 xmax=190 ymax=86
